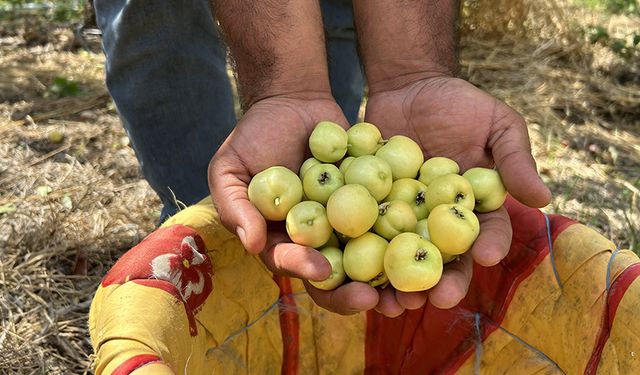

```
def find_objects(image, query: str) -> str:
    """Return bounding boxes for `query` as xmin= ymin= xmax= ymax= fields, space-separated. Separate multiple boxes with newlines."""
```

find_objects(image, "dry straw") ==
xmin=1 ymin=1 xmax=639 ymax=373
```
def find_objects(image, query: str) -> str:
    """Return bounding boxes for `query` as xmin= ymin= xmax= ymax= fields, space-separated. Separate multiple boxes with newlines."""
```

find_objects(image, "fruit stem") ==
xmin=415 ymin=249 xmax=427 ymax=261
xmin=274 ymin=197 xmax=281 ymax=206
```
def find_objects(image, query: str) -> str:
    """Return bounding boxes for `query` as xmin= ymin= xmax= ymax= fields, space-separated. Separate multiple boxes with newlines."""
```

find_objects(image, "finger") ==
xmin=428 ymin=254 xmax=473 ymax=309
xmin=208 ymin=149 xmax=267 ymax=254
xmin=471 ymin=206 xmax=512 ymax=267
xmin=304 ymin=281 xmax=379 ymax=315
xmin=374 ymin=286 xmax=405 ymax=318
xmin=395 ymin=290 xmax=429 ymax=311
xmin=488 ymin=104 xmax=551 ymax=208
xmin=260 ymin=231 xmax=331 ymax=281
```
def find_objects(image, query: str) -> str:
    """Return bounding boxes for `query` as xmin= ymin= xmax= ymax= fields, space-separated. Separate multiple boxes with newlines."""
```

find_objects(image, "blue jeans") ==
xmin=94 ymin=0 xmax=364 ymax=221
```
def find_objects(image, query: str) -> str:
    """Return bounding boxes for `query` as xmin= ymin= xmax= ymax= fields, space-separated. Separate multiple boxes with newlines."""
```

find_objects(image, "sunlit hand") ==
xmin=208 ymin=95 xmax=380 ymax=315
xmin=363 ymin=76 xmax=552 ymax=317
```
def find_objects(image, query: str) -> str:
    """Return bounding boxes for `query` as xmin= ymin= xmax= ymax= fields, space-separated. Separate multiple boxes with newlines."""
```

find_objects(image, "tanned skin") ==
xmin=208 ymin=0 xmax=551 ymax=317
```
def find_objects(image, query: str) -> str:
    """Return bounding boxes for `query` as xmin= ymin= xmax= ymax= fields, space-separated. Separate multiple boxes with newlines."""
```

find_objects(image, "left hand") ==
xmin=363 ymin=75 xmax=551 ymax=316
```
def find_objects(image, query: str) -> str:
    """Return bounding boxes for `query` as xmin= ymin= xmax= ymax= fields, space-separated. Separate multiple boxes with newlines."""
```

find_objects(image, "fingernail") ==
xmin=236 ymin=226 xmax=247 ymax=247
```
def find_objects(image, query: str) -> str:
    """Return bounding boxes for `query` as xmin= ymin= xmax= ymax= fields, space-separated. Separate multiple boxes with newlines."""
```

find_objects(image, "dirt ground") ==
xmin=0 ymin=2 xmax=638 ymax=374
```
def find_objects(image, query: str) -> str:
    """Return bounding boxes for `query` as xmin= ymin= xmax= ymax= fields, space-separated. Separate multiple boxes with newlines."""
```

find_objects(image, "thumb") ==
xmin=490 ymin=112 xmax=551 ymax=208
xmin=208 ymin=153 xmax=267 ymax=254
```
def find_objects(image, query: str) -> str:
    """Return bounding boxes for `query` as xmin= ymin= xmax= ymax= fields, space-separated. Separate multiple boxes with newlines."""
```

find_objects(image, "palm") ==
xmin=370 ymin=79 xmax=492 ymax=168
xmin=209 ymin=96 xmax=381 ymax=315
xmin=209 ymin=96 xmax=346 ymax=252
xmin=365 ymin=77 xmax=549 ymax=208
xmin=363 ymin=76 xmax=550 ymax=314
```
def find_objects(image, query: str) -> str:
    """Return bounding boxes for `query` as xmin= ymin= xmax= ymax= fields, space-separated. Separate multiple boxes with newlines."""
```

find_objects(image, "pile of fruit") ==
xmin=248 ymin=121 xmax=507 ymax=292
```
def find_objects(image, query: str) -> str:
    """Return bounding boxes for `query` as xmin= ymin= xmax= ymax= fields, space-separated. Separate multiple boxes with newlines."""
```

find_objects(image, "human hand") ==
xmin=362 ymin=75 xmax=551 ymax=316
xmin=208 ymin=95 xmax=380 ymax=315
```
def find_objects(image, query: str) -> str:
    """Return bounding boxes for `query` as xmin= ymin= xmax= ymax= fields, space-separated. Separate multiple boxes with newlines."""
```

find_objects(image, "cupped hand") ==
xmin=208 ymin=94 xmax=379 ymax=315
xmin=363 ymin=76 xmax=551 ymax=316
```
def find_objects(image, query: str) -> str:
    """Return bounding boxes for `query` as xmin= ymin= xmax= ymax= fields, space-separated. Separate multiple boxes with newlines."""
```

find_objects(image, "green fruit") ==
xmin=384 ymin=232 xmax=443 ymax=292
xmin=339 ymin=156 xmax=356 ymax=175
xmin=299 ymin=157 xmax=321 ymax=178
xmin=326 ymin=184 xmax=379 ymax=238
xmin=418 ymin=157 xmax=460 ymax=186
xmin=346 ymin=122 xmax=384 ymax=157
xmin=385 ymin=178 xmax=429 ymax=220
xmin=343 ymin=155 xmax=393 ymax=202
xmin=424 ymin=174 xmax=475 ymax=213
xmin=343 ymin=232 xmax=388 ymax=285
xmin=309 ymin=247 xmax=346 ymax=290
xmin=427 ymin=204 xmax=479 ymax=255
xmin=373 ymin=200 xmax=417 ymax=240
xmin=302 ymin=163 xmax=344 ymax=205
xmin=375 ymin=135 xmax=424 ymax=180
xmin=309 ymin=121 xmax=348 ymax=163
xmin=462 ymin=167 xmax=507 ymax=213
xmin=286 ymin=201 xmax=333 ymax=248
xmin=248 ymin=166 xmax=303 ymax=221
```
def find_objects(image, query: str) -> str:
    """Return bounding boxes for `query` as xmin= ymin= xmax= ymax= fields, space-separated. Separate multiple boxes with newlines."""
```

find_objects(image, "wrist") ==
xmin=238 ymin=68 xmax=332 ymax=109
xmin=213 ymin=0 xmax=331 ymax=109
xmin=353 ymin=0 xmax=460 ymax=94
xmin=365 ymin=63 xmax=456 ymax=95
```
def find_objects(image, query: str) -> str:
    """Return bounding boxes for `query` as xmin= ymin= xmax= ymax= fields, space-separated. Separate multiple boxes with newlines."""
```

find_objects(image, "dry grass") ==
xmin=0 ymin=1 xmax=639 ymax=373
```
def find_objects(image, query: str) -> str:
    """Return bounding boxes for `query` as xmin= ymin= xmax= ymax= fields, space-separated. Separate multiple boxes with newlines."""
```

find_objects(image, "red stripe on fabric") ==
xmin=112 ymin=354 xmax=162 ymax=375
xmin=584 ymin=262 xmax=640 ymax=374
xmin=365 ymin=198 xmax=577 ymax=374
xmin=273 ymin=275 xmax=299 ymax=375
xmin=102 ymin=224 xmax=213 ymax=337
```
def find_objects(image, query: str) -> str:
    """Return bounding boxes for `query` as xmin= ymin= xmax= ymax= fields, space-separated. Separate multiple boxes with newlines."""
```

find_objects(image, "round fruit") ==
xmin=299 ymin=157 xmax=321 ymax=178
xmin=375 ymin=135 xmax=424 ymax=180
xmin=424 ymin=174 xmax=475 ymax=213
xmin=339 ymin=156 xmax=356 ymax=175
xmin=418 ymin=157 xmax=460 ymax=186
xmin=416 ymin=219 xmax=458 ymax=264
xmin=326 ymin=184 xmax=379 ymax=238
xmin=248 ymin=166 xmax=303 ymax=221
xmin=321 ymin=232 xmax=341 ymax=249
xmin=385 ymin=178 xmax=429 ymax=220
xmin=48 ymin=130 xmax=64 ymax=143
xmin=343 ymin=155 xmax=393 ymax=202
xmin=286 ymin=201 xmax=333 ymax=248
xmin=462 ymin=167 xmax=507 ymax=213
xmin=414 ymin=218 xmax=430 ymax=240
xmin=303 ymin=163 xmax=344 ymax=205
xmin=343 ymin=232 xmax=388 ymax=285
xmin=309 ymin=247 xmax=346 ymax=291
xmin=427 ymin=204 xmax=479 ymax=255
xmin=346 ymin=122 xmax=384 ymax=157
xmin=384 ymin=232 xmax=443 ymax=292
xmin=309 ymin=121 xmax=348 ymax=163
xmin=373 ymin=200 xmax=417 ymax=240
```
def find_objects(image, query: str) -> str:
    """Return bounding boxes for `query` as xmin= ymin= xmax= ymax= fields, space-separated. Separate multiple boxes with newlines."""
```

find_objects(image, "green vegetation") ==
xmin=585 ymin=24 xmax=640 ymax=58
xmin=575 ymin=0 xmax=639 ymax=14
xmin=47 ymin=76 xmax=80 ymax=97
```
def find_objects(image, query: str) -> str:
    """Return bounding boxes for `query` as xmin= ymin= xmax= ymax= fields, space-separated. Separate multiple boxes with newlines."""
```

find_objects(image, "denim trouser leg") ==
xmin=321 ymin=0 xmax=365 ymax=124
xmin=95 ymin=0 xmax=364 ymax=220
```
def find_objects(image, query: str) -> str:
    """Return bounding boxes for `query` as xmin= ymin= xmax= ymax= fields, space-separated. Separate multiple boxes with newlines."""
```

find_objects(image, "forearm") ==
xmin=212 ymin=0 xmax=331 ymax=109
xmin=353 ymin=0 xmax=460 ymax=93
